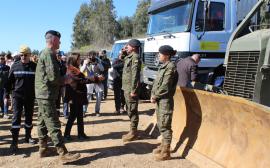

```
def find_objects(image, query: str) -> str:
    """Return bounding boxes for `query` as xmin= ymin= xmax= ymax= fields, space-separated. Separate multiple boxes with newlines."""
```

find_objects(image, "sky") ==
xmin=0 ymin=0 xmax=138 ymax=53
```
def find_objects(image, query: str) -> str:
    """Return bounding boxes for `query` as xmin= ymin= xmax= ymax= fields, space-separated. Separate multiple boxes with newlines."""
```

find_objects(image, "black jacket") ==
xmin=5 ymin=61 xmax=36 ymax=99
xmin=0 ymin=64 xmax=10 ymax=89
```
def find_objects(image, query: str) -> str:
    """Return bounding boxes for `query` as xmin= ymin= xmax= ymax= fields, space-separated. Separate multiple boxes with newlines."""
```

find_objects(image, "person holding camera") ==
xmin=120 ymin=39 xmax=142 ymax=142
xmin=80 ymin=51 xmax=104 ymax=117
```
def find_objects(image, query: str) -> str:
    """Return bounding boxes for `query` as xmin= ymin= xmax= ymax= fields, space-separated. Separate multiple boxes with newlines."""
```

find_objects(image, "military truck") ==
xmin=223 ymin=0 xmax=270 ymax=107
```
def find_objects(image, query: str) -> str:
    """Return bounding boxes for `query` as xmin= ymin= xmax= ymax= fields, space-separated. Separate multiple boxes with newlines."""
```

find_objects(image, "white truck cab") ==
xmin=143 ymin=0 xmax=257 ymax=86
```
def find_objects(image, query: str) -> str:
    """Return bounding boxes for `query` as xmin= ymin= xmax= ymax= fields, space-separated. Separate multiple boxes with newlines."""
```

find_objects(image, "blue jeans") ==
xmin=83 ymin=92 xmax=102 ymax=114
xmin=63 ymin=103 xmax=69 ymax=117
xmin=0 ymin=89 xmax=8 ymax=115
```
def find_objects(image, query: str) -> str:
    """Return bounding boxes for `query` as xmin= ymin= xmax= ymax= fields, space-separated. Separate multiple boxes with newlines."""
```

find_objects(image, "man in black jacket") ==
xmin=99 ymin=50 xmax=111 ymax=100
xmin=112 ymin=57 xmax=125 ymax=114
xmin=5 ymin=45 xmax=36 ymax=153
xmin=0 ymin=54 xmax=10 ymax=119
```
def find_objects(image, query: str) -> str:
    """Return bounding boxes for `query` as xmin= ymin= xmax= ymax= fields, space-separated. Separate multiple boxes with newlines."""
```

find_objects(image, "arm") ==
xmin=80 ymin=63 xmax=87 ymax=73
xmin=97 ymin=62 xmax=104 ymax=72
xmin=190 ymin=65 xmax=198 ymax=81
xmin=152 ymin=66 xmax=176 ymax=100
xmin=131 ymin=55 xmax=141 ymax=94
xmin=44 ymin=53 xmax=60 ymax=85
xmin=4 ymin=66 xmax=14 ymax=98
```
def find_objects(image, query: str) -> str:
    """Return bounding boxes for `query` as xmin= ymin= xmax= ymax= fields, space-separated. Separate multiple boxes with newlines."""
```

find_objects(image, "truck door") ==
xmin=190 ymin=0 xmax=231 ymax=65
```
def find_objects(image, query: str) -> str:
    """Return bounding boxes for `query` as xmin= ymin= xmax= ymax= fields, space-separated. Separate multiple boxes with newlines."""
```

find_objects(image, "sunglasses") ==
xmin=20 ymin=54 xmax=29 ymax=57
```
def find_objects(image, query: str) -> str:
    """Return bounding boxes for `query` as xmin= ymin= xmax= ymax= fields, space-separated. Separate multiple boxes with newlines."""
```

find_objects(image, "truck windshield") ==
xmin=147 ymin=2 xmax=193 ymax=35
xmin=110 ymin=42 xmax=126 ymax=59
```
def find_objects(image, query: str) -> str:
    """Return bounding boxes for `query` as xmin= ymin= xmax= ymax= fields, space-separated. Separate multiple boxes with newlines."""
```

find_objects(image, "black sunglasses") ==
xmin=20 ymin=54 xmax=29 ymax=57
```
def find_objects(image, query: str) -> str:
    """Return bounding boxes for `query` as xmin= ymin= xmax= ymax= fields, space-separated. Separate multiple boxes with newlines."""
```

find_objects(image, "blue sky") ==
xmin=0 ymin=0 xmax=138 ymax=53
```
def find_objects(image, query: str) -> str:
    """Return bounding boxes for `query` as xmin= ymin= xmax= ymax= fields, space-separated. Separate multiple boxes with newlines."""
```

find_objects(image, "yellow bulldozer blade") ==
xmin=172 ymin=87 xmax=270 ymax=168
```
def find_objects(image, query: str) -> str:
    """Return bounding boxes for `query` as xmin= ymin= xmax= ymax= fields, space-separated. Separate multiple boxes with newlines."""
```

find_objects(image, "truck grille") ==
xmin=144 ymin=52 xmax=160 ymax=68
xmin=144 ymin=52 xmax=179 ymax=69
xmin=224 ymin=51 xmax=260 ymax=100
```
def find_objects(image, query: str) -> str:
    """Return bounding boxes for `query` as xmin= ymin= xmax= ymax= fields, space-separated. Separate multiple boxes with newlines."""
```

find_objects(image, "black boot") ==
xmin=10 ymin=129 xmax=19 ymax=154
xmin=25 ymin=127 xmax=36 ymax=145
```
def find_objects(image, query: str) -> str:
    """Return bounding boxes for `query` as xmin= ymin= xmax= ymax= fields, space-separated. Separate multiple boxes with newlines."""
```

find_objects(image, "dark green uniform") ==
xmin=122 ymin=51 xmax=141 ymax=130
xmin=151 ymin=61 xmax=177 ymax=145
xmin=35 ymin=48 xmax=63 ymax=147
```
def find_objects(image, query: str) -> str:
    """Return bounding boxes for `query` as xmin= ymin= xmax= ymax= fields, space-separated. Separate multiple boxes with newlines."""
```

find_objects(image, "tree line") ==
xmin=72 ymin=0 xmax=151 ymax=51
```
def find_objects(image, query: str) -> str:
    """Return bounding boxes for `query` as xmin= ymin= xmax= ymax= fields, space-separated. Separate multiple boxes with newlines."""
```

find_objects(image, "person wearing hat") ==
xmin=120 ymin=39 xmax=142 ymax=142
xmin=151 ymin=45 xmax=178 ymax=161
xmin=35 ymin=30 xmax=80 ymax=163
xmin=4 ymin=45 xmax=37 ymax=153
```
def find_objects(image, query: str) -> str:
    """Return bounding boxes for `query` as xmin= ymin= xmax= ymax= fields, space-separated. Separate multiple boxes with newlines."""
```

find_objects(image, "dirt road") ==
xmin=0 ymin=91 xmax=197 ymax=168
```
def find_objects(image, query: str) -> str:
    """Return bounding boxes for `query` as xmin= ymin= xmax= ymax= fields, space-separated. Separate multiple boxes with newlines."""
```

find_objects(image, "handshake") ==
xmin=87 ymin=75 xmax=105 ymax=82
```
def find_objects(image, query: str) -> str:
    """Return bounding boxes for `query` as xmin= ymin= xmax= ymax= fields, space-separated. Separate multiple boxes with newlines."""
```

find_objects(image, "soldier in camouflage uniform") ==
xmin=151 ymin=45 xmax=178 ymax=161
xmin=35 ymin=30 xmax=80 ymax=163
xmin=121 ymin=39 xmax=142 ymax=142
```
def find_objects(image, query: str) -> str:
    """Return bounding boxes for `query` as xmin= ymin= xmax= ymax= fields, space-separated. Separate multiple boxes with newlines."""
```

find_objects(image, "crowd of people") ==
xmin=0 ymin=30 xmax=201 ymax=163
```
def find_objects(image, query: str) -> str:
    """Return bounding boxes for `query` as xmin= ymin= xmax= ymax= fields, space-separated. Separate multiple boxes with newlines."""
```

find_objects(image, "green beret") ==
xmin=45 ymin=30 xmax=61 ymax=38
xmin=127 ymin=39 xmax=141 ymax=47
xmin=159 ymin=45 xmax=176 ymax=56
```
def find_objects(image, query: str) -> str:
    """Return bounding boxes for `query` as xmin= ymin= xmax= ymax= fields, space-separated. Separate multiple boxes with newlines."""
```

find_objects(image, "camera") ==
xmin=120 ymin=46 xmax=128 ymax=59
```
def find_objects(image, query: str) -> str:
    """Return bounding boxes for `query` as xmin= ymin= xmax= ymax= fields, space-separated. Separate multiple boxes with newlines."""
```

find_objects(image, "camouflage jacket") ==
xmin=151 ymin=61 xmax=178 ymax=100
xmin=35 ymin=48 xmax=60 ymax=100
xmin=122 ymin=51 xmax=141 ymax=94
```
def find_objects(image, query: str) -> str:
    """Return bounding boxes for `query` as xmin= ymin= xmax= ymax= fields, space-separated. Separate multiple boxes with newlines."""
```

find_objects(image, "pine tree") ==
xmin=133 ymin=0 xmax=151 ymax=36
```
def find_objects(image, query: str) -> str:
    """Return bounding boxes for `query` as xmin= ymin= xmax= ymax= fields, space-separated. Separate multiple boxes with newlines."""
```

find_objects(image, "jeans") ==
xmin=83 ymin=92 xmax=102 ymax=114
xmin=0 ymin=89 xmax=8 ymax=115
xmin=63 ymin=103 xmax=69 ymax=117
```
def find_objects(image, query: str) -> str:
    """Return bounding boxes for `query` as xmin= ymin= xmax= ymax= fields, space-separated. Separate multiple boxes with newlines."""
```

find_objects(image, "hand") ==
xmin=130 ymin=92 xmax=137 ymax=98
xmin=83 ymin=59 xmax=90 ymax=65
xmin=98 ymin=75 xmax=105 ymax=81
xmin=150 ymin=97 xmax=156 ymax=103
xmin=4 ymin=98 xmax=8 ymax=105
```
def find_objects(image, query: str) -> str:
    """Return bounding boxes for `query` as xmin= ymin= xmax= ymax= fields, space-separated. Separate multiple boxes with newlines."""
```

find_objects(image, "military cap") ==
xmin=159 ymin=45 xmax=176 ymax=56
xmin=127 ymin=39 xmax=141 ymax=47
xmin=45 ymin=30 xmax=61 ymax=38
xmin=19 ymin=45 xmax=31 ymax=54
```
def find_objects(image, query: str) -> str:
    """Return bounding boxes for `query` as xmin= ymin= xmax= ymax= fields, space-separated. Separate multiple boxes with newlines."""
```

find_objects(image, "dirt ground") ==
xmin=0 ymin=91 xmax=198 ymax=168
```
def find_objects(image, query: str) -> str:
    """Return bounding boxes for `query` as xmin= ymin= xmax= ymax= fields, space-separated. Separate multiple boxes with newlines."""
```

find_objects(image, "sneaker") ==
xmin=3 ymin=114 xmax=10 ymax=119
xmin=25 ymin=138 xmax=36 ymax=145
xmin=96 ymin=113 xmax=100 ymax=117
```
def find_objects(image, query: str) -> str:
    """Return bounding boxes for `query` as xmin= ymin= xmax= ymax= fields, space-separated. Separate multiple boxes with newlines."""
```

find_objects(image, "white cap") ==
xmin=12 ymin=51 xmax=19 ymax=57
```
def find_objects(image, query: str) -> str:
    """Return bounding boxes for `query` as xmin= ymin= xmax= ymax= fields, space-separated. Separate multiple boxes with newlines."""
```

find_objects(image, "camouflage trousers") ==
xmin=37 ymin=99 xmax=64 ymax=147
xmin=156 ymin=98 xmax=174 ymax=145
xmin=124 ymin=92 xmax=139 ymax=130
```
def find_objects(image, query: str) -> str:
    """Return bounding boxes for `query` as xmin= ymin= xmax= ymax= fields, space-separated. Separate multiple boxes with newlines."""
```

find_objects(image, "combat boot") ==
xmin=152 ymin=142 xmax=163 ymax=154
xmin=10 ymin=129 xmax=19 ymax=154
xmin=154 ymin=144 xmax=171 ymax=161
xmin=56 ymin=145 xmax=81 ymax=163
xmin=39 ymin=138 xmax=57 ymax=158
xmin=122 ymin=129 xmax=138 ymax=142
